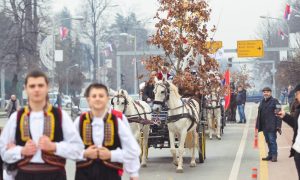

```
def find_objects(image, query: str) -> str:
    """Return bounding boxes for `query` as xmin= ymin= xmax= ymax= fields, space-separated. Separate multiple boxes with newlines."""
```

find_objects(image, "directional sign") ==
xmin=206 ymin=41 xmax=223 ymax=54
xmin=237 ymin=40 xmax=264 ymax=58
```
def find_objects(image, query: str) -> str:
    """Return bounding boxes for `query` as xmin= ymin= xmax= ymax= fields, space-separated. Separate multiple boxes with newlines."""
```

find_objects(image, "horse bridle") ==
xmin=111 ymin=94 xmax=129 ymax=113
xmin=153 ymin=82 xmax=170 ymax=108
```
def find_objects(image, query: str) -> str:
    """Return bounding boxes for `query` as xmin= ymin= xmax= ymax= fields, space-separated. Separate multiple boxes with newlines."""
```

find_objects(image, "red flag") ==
xmin=278 ymin=29 xmax=285 ymax=40
xmin=224 ymin=69 xmax=230 ymax=110
xmin=284 ymin=4 xmax=291 ymax=20
xmin=59 ymin=27 xmax=69 ymax=40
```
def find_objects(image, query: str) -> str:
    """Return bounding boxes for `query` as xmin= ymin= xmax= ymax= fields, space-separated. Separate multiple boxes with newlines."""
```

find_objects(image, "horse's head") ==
xmin=206 ymin=91 xmax=220 ymax=108
xmin=111 ymin=89 xmax=130 ymax=113
xmin=152 ymin=80 xmax=170 ymax=112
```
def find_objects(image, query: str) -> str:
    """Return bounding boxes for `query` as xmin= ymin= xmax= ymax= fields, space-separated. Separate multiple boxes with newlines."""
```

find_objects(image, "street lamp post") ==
xmin=119 ymin=32 xmax=138 ymax=94
xmin=66 ymin=64 xmax=79 ymax=95
xmin=52 ymin=16 xmax=84 ymax=86
xmin=259 ymin=16 xmax=290 ymax=50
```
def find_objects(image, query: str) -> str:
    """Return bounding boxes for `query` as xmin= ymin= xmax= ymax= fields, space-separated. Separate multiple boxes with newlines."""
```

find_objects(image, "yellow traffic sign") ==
xmin=206 ymin=41 xmax=223 ymax=54
xmin=237 ymin=40 xmax=264 ymax=58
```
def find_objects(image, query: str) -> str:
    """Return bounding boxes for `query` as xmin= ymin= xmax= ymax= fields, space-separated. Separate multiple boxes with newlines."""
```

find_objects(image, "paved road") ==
xmin=0 ymin=103 xmax=297 ymax=180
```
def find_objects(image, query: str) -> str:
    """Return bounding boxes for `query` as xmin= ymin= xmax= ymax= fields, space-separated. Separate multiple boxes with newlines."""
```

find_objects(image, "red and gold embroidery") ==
xmin=83 ymin=113 xmax=93 ymax=146
xmin=44 ymin=105 xmax=55 ymax=141
xmin=20 ymin=106 xmax=30 ymax=142
xmin=104 ymin=113 xmax=114 ymax=147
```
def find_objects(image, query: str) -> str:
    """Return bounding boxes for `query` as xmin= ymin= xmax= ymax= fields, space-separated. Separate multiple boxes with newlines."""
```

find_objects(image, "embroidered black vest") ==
xmin=15 ymin=105 xmax=66 ymax=168
xmin=77 ymin=110 xmax=123 ymax=171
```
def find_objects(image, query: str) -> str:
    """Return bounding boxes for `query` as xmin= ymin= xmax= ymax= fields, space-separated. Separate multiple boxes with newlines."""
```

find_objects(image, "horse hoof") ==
xmin=190 ymin=162 xmax=197 ymax=167
xmin=141 ymin=163 xmax=147 ymax=167
xmin=209 ymin=136 xmax=212 ymax=140
xmin=173 ymin=161 xmax=178 ymax=166
xmin=176 ymin=169 xmax=184 ymax=173
xmin=217 ymin=136 xmax=221 ymax=140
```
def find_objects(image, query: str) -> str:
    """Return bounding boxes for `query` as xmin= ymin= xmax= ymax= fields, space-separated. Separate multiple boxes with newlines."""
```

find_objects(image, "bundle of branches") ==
xmin=231 ymin=65 xmax=253 ymax=90
xmin=143 ymin=0 xmax=226 ymax=97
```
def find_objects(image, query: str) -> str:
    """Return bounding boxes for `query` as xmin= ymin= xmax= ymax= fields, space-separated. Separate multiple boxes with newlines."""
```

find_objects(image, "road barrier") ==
xmin=252 ymin=167 xmax=258 ymax=180
xmin=253 ymin=129 xmax=258 ymax=149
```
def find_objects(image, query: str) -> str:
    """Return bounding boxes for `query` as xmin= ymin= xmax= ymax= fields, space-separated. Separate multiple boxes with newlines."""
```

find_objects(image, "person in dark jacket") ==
xmin=142 ymin=71 xmax=156 ymax=102
xmin=227 ymin=87 xmax=237 ymax=122
xmin=277 ymin=84 xmax=300 ymax=178
xmin=236 ymin=86 xmax=247 ymax=123
xmin=256 ymin=87 xmax=282 ymax=162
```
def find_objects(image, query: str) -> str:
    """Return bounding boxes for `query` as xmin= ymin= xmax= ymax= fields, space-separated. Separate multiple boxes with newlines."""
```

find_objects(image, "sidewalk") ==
xmin=267 ymin=121 xmax=298 ymax=180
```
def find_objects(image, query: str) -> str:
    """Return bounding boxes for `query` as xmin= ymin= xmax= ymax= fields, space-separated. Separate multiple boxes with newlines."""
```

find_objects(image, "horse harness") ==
xmin=111 ymin=94 xmax=152 ymax=125
xmin=205 ymin=93 xmax=221 ymax=118
xmin=153 ymin=82 xmax=199 ymax=132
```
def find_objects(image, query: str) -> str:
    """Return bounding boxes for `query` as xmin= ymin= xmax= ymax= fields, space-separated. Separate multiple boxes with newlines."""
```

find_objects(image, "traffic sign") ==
xmin=206 ymin=41 xmax=223 ymax=54
xmin=237 ymin=40 xmax=264 ymax=58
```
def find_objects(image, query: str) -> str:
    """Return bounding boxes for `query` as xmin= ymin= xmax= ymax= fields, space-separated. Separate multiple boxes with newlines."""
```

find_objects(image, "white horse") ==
xmin=152 ymin=80 xmax=200 ymax=173
xmin=111 ymin=89 xmax=151 ymax=167
xmin=205 ymin=90 xmax=222 ymax=140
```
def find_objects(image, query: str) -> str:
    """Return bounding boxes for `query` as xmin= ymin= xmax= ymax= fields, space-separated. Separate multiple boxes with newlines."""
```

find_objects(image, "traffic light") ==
xmin=228 ymin=57 xmax=233 ymax=67
xmin=121 ymin=73 xmax=125 ymax=85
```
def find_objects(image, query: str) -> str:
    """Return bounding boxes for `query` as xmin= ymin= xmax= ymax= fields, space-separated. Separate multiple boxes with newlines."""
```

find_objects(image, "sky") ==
xmin=51 ymin=0 xmax=286 ymax=49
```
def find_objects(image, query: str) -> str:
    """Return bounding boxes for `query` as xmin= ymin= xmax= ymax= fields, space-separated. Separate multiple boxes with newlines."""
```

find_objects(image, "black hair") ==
xmin=84 ymin=83 xmax=109 ymax=97
xmin=25 ymin=70 xmax=49 ymax=85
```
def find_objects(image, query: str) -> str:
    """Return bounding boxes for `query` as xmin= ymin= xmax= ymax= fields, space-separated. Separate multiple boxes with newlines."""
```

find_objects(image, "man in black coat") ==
xmin=277 ymin=84 xmax=300 ymax=178
xmin=236 ymin=86 xmax=247 ymax=123
xmin=256 ymin=87 xmax=282 ymax=162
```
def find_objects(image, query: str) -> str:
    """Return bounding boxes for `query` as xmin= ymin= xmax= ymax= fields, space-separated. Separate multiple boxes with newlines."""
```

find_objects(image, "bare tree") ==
xmin=81 ymin=0 xmax=116 ymax=81
xmin=1 ymin=0 xmax=50 ymax=94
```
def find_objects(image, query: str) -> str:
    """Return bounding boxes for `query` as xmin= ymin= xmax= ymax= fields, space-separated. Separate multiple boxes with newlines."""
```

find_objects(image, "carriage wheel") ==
xmin=198 ymin=123 xmax=206 ymax=163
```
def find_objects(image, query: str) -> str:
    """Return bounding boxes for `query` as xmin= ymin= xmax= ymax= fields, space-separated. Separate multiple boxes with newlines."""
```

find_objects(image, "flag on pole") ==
xmin=59 ymin=27 xmax=69 ymax=40
xmin=224 ymin=69 xmax=231 ymax=110
xmin=284 ymin=4 xmax=291 ymax=20
xmin=131 ymin=58 xmax=136 ymax=65
xmin=278 ymin=29 xmax=287 ymax=40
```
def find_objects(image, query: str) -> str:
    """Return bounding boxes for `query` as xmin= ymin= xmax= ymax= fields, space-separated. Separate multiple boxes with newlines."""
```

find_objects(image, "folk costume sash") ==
xmin=14 ymin=104 xmax=66 ymax=169
xmin=77 ymin=109 xmax=123 ymax=173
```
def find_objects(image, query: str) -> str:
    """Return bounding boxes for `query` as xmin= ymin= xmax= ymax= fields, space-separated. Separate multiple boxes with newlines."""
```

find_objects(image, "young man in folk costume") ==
xmin=74 ymin=83 xmax=140 ymax=180
xmin=0 ymin=70 xmax=84 ymax=180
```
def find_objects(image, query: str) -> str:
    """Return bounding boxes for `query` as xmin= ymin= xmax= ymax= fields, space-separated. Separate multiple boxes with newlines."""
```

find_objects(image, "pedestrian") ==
xmin=0 ymin=70 xmax=84 ymax=180
xmin=236 ymin=86 xmax=247 ymax=123
xmin=288 ymin=85 xmax=295 ymax=108
xmin=256 ymin=87 xmax=282 ymax=162
xmin=277 ymin=84 xmax=300 ymax=178
xmin=74 ymin=83 xmax=140 ymax=180
xmin=55 ymin=93 xmax=62 ymax=108
xmin=228 ymin=87 xmax=237 ymax=122
xmin=5 ymin=95 xmax=20 ymax=118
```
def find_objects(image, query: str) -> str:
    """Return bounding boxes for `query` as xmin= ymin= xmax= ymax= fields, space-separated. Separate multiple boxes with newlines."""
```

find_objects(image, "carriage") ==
xmin=147 ymin=106 xmax=207 ymax=163
xmin=111 ymin=82 xmax=208 ymax=172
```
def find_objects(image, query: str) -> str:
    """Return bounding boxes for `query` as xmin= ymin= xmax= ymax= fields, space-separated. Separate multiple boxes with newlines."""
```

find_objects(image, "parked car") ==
xmin=246 ymin=91 xmax=263 ymax=103
xmin=71 ymin=97 xmax=90 ymax=119
xmin=48 ymin=92 xmax=73 ymax=108
xmin=62 ymin=95 xmax=72 ymax=108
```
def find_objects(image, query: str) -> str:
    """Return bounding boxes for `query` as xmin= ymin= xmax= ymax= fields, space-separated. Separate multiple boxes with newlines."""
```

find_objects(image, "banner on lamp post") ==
xmin=55 ymin=50 xmax=63 ymax=62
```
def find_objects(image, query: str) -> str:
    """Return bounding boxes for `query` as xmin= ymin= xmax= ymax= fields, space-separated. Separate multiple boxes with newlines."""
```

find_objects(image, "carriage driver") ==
xmin=74 ymin=83 xmax=140 ymax=180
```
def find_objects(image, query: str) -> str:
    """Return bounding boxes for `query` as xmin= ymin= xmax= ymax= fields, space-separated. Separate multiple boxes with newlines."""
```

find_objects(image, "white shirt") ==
xmin=74 ymin=108 xmax=140 ymax=177
xmin=293 ymin=115 xmax=300 ymax=153
xmin=0 ymin=110 xmax=84 ymax=164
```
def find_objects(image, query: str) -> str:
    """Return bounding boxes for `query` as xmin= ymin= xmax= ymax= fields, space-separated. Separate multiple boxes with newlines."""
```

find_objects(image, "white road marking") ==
xmin=228 ymin=105 xmax=253 ymax=180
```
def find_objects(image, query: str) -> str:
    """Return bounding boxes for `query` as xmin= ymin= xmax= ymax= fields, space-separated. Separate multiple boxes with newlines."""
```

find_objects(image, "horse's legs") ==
xmin=169 ymin=130 xmax=178 ymax=166
xmin=177 ymin=130 xmax=187 ymax=173
xmin=216 ymin=109 xmax=222 ymax=140
xmin=207 ymin=110 xmax=213 ymax=139
xmin=141 ymin=125 xmax=150 ymax=167
xmin=190 ymin=130 xmax=197 ymax=167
